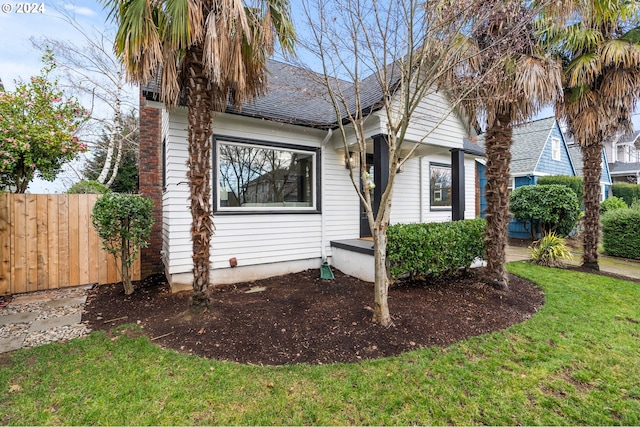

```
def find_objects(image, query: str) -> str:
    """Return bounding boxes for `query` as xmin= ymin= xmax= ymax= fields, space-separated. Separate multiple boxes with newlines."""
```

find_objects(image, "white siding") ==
xmin=322 ymin=141 xmax=361 ymax=255
xmin=159 ymin=87 xmax=475 ymax=283
xmin=162 ymin=111 xmax=360 ymax=276
xmin=379 ymin=89 xmax=468 ymax=149
xmin=390 ymin=157 xmax=421 ymax=224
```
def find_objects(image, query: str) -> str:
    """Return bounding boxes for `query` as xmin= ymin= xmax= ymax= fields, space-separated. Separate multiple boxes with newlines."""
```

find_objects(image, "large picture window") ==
xmin=430 ymin=163 xmax=451 ymax=209
xmin=215 ymin=137 xmax=318 ymax=211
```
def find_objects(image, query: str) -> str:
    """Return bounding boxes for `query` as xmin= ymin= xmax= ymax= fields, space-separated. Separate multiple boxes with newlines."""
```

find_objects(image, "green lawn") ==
xmin=1 ymin=262 xmax=639 ymax=425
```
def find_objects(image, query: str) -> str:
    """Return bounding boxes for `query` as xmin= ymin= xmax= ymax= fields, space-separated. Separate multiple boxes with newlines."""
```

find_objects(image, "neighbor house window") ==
xmin=551 ymin=137 xmax=561 ymax=161
xmin=215 ymin=137 xmax=318 ymax=211
xmin=430 ymin=163 xmax=451 ymax=208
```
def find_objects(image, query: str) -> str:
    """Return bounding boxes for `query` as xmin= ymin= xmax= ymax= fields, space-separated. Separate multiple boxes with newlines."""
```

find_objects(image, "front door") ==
xmin=359 ymin=154 xmax=374 ymax=238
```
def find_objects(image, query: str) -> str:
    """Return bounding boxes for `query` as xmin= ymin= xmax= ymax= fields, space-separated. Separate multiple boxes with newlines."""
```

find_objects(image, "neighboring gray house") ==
xmin=606 ymin=130 xmax=640 ymax=184
xmin=139 ymin=60 xmax=483 ymax=290
xmin=477 ymin=117 xmax=612 ymax=238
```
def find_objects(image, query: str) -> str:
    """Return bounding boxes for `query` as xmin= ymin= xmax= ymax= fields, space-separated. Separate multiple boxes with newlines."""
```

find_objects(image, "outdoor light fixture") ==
xmin=345 ymin=152 xmax=357 ymax=169
xmin=397 ymin=158 xmax=405 ymax=173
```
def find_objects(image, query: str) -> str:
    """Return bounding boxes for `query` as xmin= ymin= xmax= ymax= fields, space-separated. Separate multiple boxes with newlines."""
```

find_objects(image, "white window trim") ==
xmin=551 ymin=137 xmax=561 ymax=161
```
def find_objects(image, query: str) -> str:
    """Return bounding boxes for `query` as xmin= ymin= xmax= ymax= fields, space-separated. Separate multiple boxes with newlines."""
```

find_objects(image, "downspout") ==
xmin=419 ymin=157 xmax=424 ymax=223
xmin=320 ymin=128 xmax=333 ymax=262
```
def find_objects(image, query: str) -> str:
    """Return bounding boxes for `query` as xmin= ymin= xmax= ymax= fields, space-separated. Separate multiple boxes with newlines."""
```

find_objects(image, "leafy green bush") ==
xmin=601 ymin=208 xmax=640 ymax=259
xmin=387 ymin=218 xmax=486 ymax=280
xmin=529 ymin=232 xmax=573 ymax=267
xmin=600 ymin=196 xmax=627 ymax=214
xmin=537 ymin=175 xmax=583 ymax=202
xmin=509 ymin=184 xmax=581 ymax=238
xmin=611 ymin=183 xmax=640 ymax=207
xmin=67 ymin=180 xmax=110 ymax=194
xmin=92 ymin=193 xmax=154 ymax=294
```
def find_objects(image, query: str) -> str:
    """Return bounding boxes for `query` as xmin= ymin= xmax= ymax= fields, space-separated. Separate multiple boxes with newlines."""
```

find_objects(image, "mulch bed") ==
xmin=82 ymin=268 xmax=544 ymax=365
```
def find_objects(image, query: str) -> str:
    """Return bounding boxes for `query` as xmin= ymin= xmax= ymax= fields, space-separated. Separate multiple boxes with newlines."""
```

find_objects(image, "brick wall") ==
xmin=138 ymin=91 xmax=164 ymax=278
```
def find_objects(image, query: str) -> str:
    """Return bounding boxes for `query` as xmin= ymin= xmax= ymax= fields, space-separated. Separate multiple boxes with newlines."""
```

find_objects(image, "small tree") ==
xmin=0 ymin=51 xmax=88 ymax=192
xmin=537 ymin=175 xmax=583 ymax=203
xmin=92 ymin=193 xmax=153 ymax=295
xmin=510 ymin=184 xmax=580 ymax=239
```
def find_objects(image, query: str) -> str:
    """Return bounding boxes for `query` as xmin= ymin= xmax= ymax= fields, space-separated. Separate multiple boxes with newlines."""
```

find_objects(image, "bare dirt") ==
xmin=82 ymin=268 xmax=545 ymax=365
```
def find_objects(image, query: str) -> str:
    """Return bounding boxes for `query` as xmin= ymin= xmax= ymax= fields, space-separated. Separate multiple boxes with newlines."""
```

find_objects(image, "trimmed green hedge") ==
xmin=600 ymin=196 xmax=627 ymax=214
xmin=602 ymin=208 xmax=640 ymax=259
xmin=387 ymin=218 xmax=486 ymax=280
xmin=537 ymin=175 xmax=583 ymax=202
xmin=611 ymin=183 xmax=640 ymax=207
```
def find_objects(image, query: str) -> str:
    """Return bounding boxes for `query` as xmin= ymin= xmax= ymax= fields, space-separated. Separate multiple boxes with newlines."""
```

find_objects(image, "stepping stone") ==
xmin=0 ymin=312 xmax=39 ymax=326
xmin=11 ymin=294 xmax=51 ymax=304
xmin=0 ymin=335 xmax=25 ymax=354
xmin=45 ymin=296 xmax=87 ymax=309
xmin=28 ymin=313 xmax=82 ymax=332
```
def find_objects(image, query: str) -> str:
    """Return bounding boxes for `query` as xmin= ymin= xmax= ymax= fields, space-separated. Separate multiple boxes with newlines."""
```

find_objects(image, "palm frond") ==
xmin=599 ymin=39 xmax=638 ymax=67
xmin=566 ymin=52 xmax=601 ymax=87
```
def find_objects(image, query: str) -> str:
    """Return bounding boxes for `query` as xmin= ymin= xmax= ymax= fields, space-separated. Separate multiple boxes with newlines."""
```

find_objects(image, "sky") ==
xmin=1 ymin=0 xmax=639 ymax=193
xmin=0 ymin=0 xmax=130 ymax=192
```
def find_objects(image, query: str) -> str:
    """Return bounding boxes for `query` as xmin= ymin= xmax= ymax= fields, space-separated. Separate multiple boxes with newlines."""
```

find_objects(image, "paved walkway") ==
xmin=506 ymin=244 xmax=640 ymax=280
xmin=0 ymin=285 xmax=92 ymax=354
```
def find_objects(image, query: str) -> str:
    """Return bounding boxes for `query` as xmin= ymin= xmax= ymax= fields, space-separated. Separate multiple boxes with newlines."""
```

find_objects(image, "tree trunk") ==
xmin=372 ymin=223 xmax=391 ymax=327
xmin=120 ymin=237 xmax=133 ymax=295
xmin=483 ymin=113 xmax=513 ymax=290
xmin=185 ymin=46 xmax=215 ymax=311
xmin=580 ymin=141 xmax=602 ymax=270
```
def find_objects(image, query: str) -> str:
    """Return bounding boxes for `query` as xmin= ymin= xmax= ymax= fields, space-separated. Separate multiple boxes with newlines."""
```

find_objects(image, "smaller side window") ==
xmin=551 ymin=137 xmax=561 ymax=161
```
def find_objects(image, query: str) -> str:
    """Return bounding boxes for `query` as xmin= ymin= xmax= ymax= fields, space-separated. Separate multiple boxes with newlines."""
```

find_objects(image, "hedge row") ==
xmin=611 ymin=183 xmax=640 ymax=206
xmin=387 ymin=218 xmax=486 ymax=280
xmin=601 ymin=208 xmax=640 ymax=259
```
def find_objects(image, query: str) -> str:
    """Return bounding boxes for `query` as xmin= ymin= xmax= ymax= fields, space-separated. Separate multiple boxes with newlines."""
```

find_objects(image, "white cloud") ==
xmin=63 ymin=4 xmax=97 ymax=17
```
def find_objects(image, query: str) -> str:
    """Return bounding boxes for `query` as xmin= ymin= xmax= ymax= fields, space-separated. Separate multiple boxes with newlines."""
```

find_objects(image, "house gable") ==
xmin=534 ymin=121 xmax=576 ymax=177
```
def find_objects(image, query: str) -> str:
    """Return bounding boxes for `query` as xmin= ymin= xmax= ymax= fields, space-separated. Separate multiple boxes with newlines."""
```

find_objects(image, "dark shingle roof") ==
xmin=463 ymin=138 xmax=485 ymax=156
xmin=608 ymin=161 xmax=640 ymax=175
xmin=567 ymin=145 xmax=584 ymax=176
xmin=142 ymin=59 xmax=399 ymax=129
xmin=477 ymin=116 xmax=557 ymax=175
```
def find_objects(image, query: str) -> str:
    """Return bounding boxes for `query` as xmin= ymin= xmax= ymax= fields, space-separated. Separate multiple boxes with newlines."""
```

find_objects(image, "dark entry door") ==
xmin=359 ymin=154 xmax=374 ymax=238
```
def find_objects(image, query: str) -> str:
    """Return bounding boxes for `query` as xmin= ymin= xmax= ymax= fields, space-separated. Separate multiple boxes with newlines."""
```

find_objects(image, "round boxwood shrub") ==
xmin=509 ymin=184 xmax=581 ymax=239
xmin=602 ymin=208 xmax=640 ymax=259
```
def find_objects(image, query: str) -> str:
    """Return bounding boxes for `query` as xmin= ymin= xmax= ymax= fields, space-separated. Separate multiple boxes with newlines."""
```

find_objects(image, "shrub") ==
xmin=67 ymin=180 xmax=110 ymax=194
xmin=600 ymin=196 xmax=627 ymax=214
xmin=611 ymin=183 xmax=640 ymax=206
xmin=537 ymin=175 xmax=583 ymax=202
xmin=529 ymin=232 xmax=573 ymax=267
xmin=601 ymin=208 xmax=640 ymax=259
xmin=509 ymin=184 xmax=581 ymax=239
xmin=92 ymin=193 xmax=154 ymax=294
xmin=387 ymin=218 xmax=486 ymax=280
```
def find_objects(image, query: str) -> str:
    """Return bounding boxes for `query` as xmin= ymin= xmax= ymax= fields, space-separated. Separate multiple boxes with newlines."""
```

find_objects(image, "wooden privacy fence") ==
xmin=0 ymin=193 xmax=140 ymax=295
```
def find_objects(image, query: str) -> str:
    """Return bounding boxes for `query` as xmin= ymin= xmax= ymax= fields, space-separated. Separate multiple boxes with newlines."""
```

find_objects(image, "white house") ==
xmin=138 ymin=60 xmax=483 ymax=291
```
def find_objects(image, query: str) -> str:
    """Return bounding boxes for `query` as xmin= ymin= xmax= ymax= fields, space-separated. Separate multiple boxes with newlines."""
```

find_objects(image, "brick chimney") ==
xmin=138 ymin=90 xmax=164 ymax=278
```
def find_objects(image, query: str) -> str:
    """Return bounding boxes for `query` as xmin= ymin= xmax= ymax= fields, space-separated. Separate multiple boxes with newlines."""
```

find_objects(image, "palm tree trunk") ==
xmin=483 ymin=113 xmax=512 ymax=290
xmin=580 ymin=141 xmax=602 ymax=270
xmin=185 ymin=46 xmax=215 ymax=310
